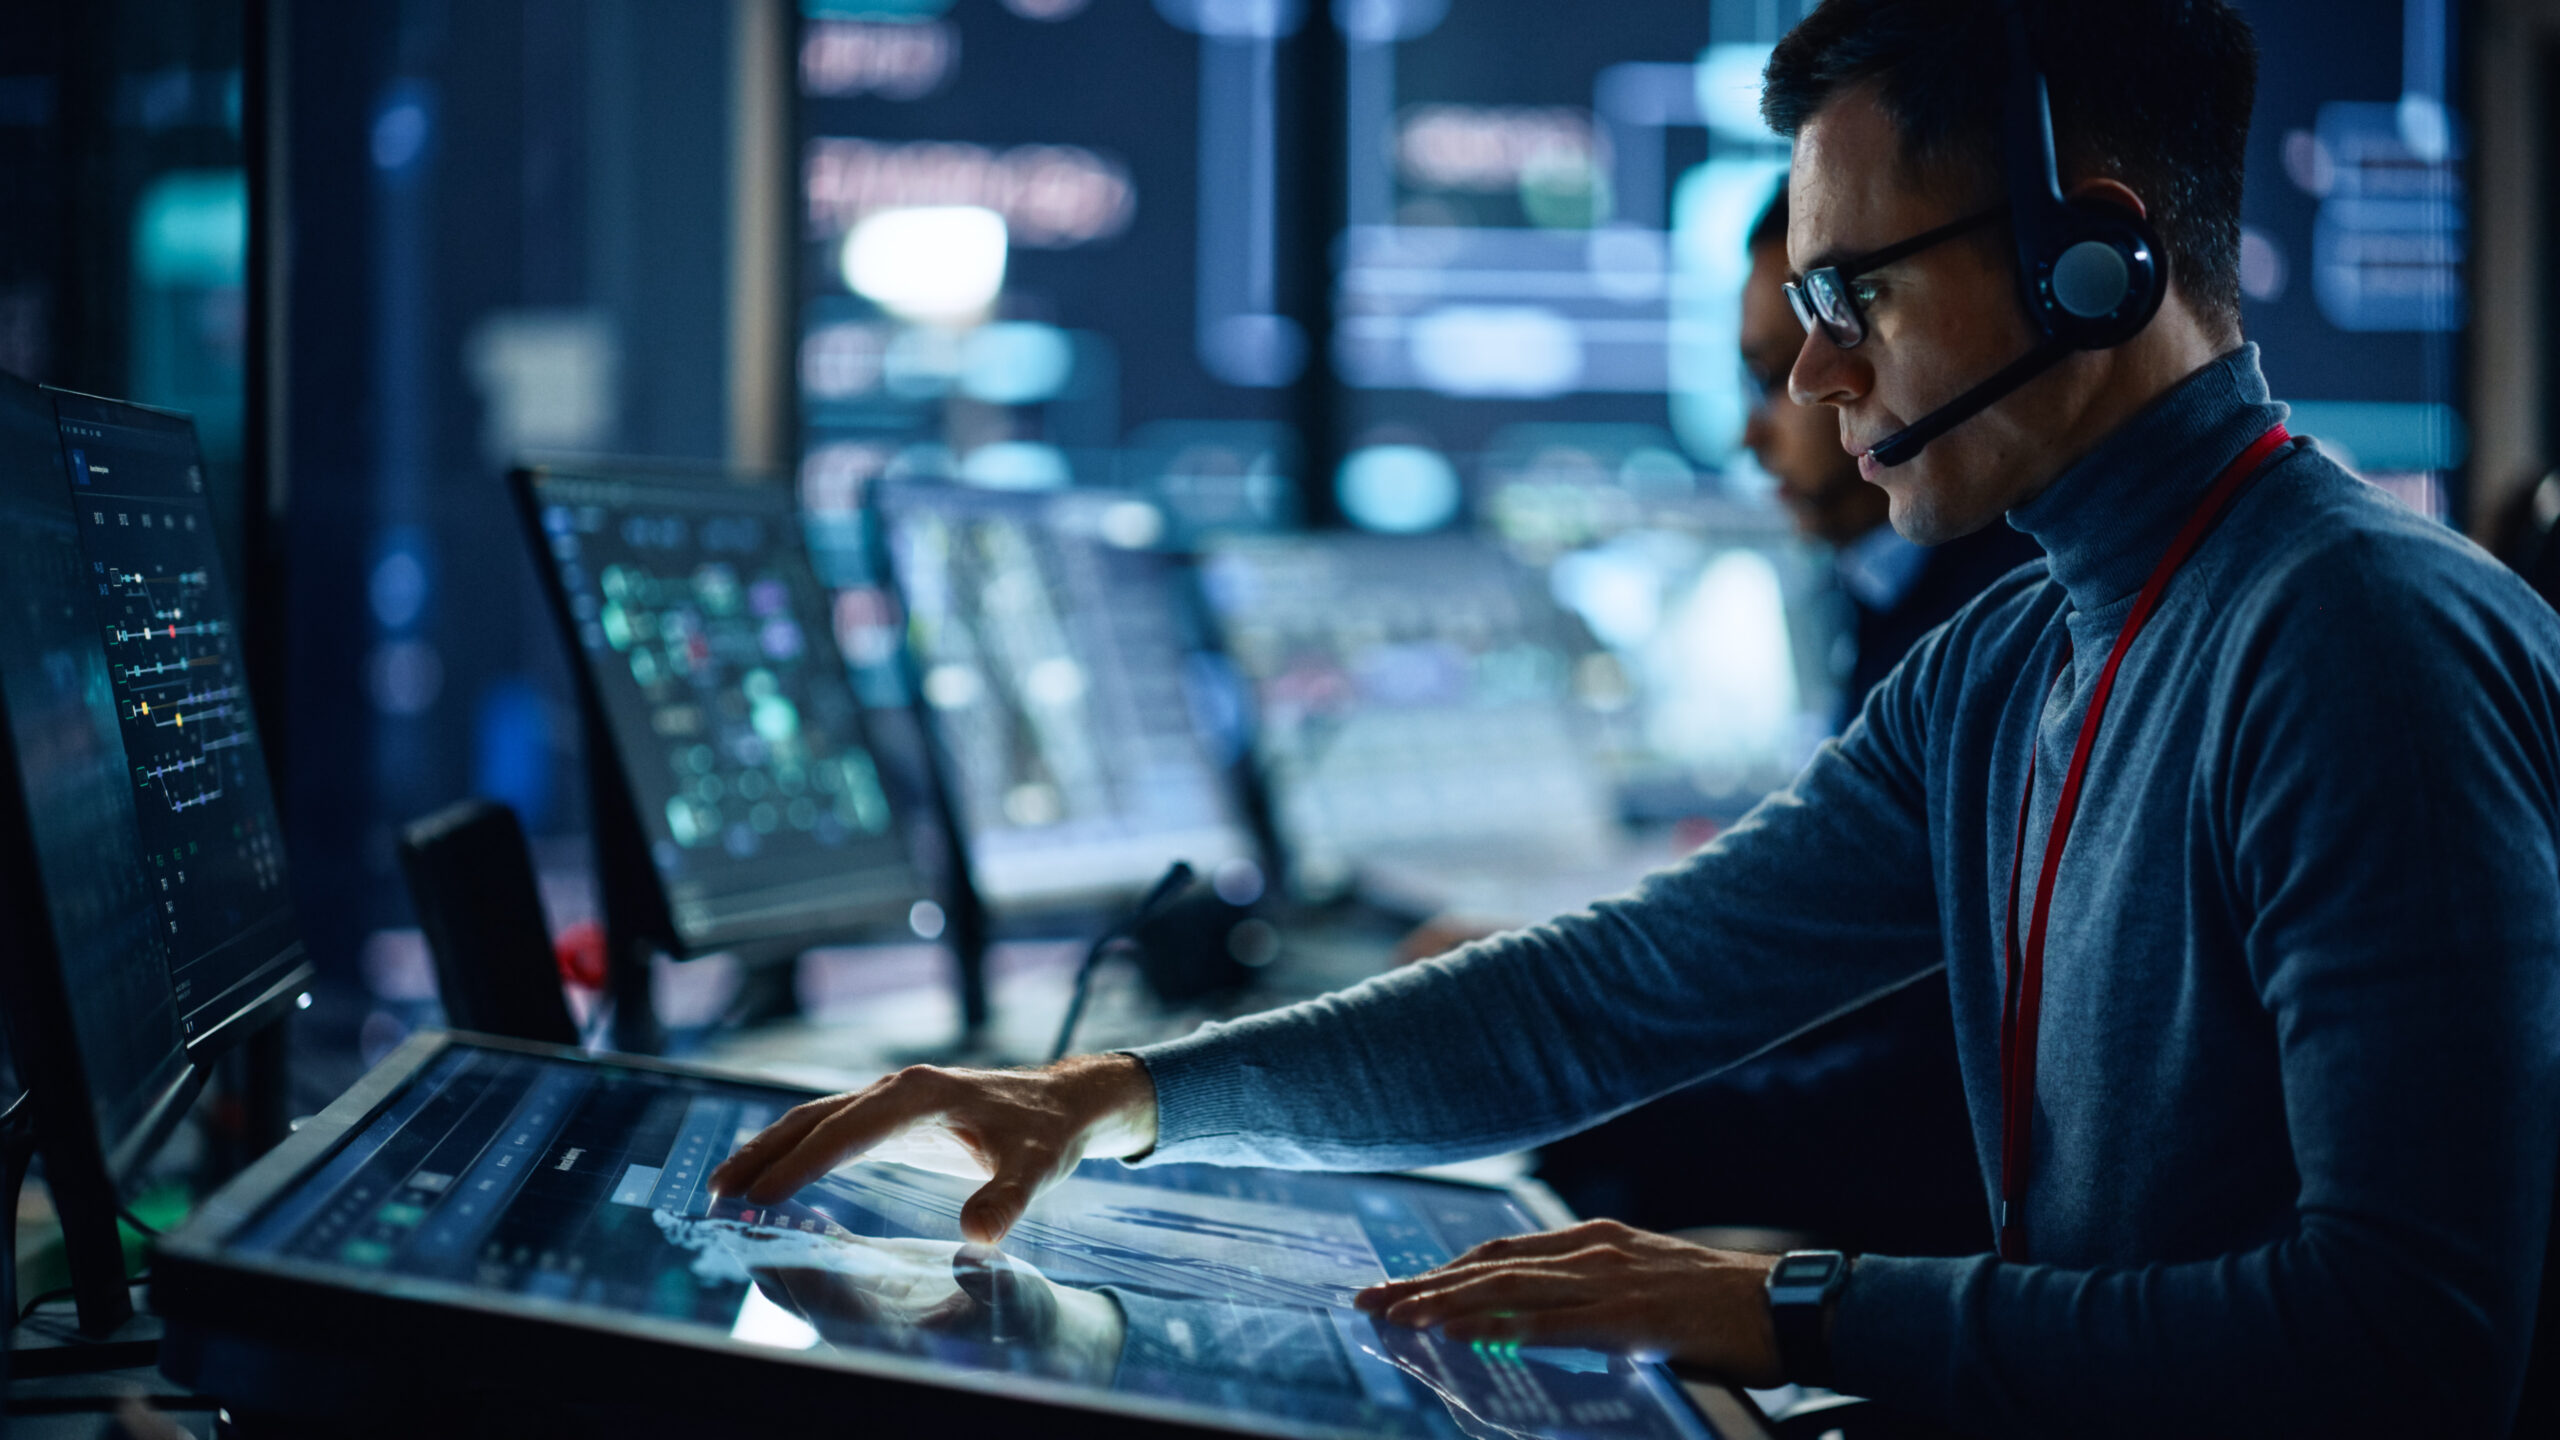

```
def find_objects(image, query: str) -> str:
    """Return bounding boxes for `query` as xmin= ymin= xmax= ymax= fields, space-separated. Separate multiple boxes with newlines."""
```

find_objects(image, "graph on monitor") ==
xmin=57 ymin=394 xmax=304 ymax=1049
xmin=878 ymin=483 xmax=1258 ymax=912
xmin=517 ymin=468 xmax=923 ymax=956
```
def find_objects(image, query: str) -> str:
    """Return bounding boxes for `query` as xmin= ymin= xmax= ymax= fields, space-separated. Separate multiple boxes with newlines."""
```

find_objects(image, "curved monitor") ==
xmin=513 ymin=466 xmax=921 ymax=956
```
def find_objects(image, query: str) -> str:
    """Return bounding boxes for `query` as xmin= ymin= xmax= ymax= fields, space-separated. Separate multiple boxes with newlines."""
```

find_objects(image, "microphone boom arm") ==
xmin=1868 ymin=336 xmax=2072 ymax=469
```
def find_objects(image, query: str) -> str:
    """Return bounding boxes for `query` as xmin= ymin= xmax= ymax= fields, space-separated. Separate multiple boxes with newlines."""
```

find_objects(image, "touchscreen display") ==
xmin=233 ymin=1046 xmax=1715 ymax=1439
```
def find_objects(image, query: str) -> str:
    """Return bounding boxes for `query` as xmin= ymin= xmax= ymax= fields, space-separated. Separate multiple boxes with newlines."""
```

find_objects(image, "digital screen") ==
xmin=53 ymin=392 xmax=304 ymax=1045
xmin=233 ymin=1044 xmax=1717 ymax=1440
xmin=523 ymin=471 xmax=920 ymax=954
xmin=1200 ymin=534 xmax=1618 ymax=901
xmin=1483 ymin=465 xmax=1841 ymax=821
xmin=0 ymin=376 xmax=188 ymax=1169
xmin=878 ymin=483 xmax=1258 ymax=911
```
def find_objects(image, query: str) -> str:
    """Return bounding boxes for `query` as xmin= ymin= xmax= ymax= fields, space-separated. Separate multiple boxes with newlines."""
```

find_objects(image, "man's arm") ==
xmin=1833 ymin=534 xmax=2560 ymax=1437
xmin=1130 ymin=701 xmax=1947 ymax=1170
xmin=714 ymin=605 xmax=1972 ymax=1234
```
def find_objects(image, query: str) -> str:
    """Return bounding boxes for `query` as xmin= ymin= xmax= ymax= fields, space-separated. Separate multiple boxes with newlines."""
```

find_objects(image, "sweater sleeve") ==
xmin=1829 ymin=530 xmax=2560 ymax=1437
xmin=1127 ymin=629 xmax=1954 ymax=1173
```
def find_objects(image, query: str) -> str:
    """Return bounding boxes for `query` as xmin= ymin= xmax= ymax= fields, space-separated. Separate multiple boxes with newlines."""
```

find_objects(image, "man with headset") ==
xmin=717 ymin=1 xmax=2560 ymax=1433
xmin=1532 ymin=183 xmax=2038 ymax=1258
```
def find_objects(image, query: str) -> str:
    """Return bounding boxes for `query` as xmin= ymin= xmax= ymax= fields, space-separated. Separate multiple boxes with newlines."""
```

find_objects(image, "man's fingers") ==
xmin=742 ymin=1073 xmax=952 ymax=1203
xmin=1373 ymin=1266 xmax=1606 ymax=1330
xmin=960 ymin=1173 xmax=1037 ymax=1244
xmin=1355 ymin=1241 xmax=1614 ymax=1311
xmin=964 ymin=1133 xmax=1082 ymax=1242
xmin=1446 ymin=1221 xmax=1633 ymax=1268
xmin=711 ymin=1089 xmax=864 ymax=1195
xmin=1356 ymin=1258 xmax=1510 ymax=1310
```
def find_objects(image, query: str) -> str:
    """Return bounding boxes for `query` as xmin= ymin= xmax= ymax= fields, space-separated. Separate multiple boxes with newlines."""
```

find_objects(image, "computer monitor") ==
xmin=873 ymin=482 xmax=1260 ymax=915
xmin=0 ymin=376 xmax=314 ymax=1336
xmin=1197 ymin=533 xmax=1619 ymax=902
xmin=511 ymin=466 xmax=923 ymax=960
xmin=50 ymin=389 xmax=311 ymax=1051
xmin=151 ymin=1032 xmax=1759 ymax=1439
xmin=1481 ymin=458 xmax=1844 ymax=821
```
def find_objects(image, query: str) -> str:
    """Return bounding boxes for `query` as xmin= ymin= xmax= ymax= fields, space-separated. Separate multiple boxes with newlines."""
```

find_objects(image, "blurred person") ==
xmin=714 ymin=2 xmax=2560 ymax=1433
xmin=1745 ymin=186 xmax=2045 ymax=726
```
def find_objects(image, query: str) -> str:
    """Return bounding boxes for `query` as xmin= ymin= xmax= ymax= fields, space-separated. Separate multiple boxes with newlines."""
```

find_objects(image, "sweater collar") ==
xmin=2007 ymin=343 xmax=2290 ymax=611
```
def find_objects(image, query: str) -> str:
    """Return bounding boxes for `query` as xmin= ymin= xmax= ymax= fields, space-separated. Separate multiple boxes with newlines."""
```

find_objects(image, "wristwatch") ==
xmin=1764 ymin=1249 xmax=1851 ymax=1388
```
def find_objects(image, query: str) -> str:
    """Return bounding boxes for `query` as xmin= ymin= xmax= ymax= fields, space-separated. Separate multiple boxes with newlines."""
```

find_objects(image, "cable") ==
xmin=117 ymin=1205 xmax=162 ymax=1239
xmin=1052 ymin=861 xmax=1195 ymax=1063
xmin=16 ymin=1282 xmax=75 ymax=1321
xmin=18 ymin=1272 xmax=150 ymax=1323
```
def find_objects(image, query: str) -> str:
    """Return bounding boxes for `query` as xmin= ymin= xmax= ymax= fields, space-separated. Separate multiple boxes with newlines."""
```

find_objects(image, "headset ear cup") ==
xmin=2043 ymin=200 xmax=2167 ymax=349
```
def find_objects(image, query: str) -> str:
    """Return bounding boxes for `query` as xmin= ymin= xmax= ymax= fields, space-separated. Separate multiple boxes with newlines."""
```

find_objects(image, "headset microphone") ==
xmin=1867 ymin=0 xmax=2168 ymax=469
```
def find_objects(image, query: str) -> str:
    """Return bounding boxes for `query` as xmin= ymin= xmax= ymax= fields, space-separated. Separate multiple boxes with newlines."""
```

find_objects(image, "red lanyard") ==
xmin=1996 ymin=423 xmax=2291 ymax=1263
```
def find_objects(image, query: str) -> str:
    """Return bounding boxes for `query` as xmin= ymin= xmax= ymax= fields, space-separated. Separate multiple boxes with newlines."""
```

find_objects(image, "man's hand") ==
xmin=1352 ymin=1220 xmax=1785 ymax=1386
xmin=707 ymin=1052 xmax=1159 ymax=1242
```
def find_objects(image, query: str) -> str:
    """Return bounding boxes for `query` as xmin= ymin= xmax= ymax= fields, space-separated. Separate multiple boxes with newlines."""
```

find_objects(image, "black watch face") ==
xmin=1774 ymin=1254 xmax=1840 ymax=1285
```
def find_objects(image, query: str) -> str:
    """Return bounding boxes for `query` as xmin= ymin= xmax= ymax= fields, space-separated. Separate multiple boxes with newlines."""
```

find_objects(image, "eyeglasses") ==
xmin=1783 ymin=205 xmax=2008 ymax=350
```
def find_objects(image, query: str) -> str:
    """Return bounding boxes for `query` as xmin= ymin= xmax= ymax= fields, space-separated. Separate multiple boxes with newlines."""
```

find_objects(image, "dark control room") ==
xmin=0 ymin=1 xmax=2554 ymax=1436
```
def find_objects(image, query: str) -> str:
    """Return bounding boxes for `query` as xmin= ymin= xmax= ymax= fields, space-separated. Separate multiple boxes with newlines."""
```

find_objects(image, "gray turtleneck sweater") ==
xmin=1130 ymin=346 xmax=2560 ymax=1437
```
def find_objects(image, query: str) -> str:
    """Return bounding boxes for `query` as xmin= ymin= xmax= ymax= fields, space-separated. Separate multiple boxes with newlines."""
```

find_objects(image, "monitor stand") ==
xmin=0 ymin=1098 xmax=161 ymax=1377
xmin=588 ymin=738 xmax=668 ymax=1056
xmin=10 ymin=1295 xmax=161 ymax=1378
xmin=581 ymin=684 xmax=1010 ymax=1063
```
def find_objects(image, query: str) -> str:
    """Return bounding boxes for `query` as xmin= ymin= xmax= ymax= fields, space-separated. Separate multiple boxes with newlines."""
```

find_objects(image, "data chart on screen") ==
xmin=1202 ymin=533 xmax=1619 ymax=899
xmin=880 ymin=484 xmax=1257 ymax=911
xmin=57 ymin=399 xmax=302 ymax=1043
xmin=523 ymin=471 xmax=919 ymax=953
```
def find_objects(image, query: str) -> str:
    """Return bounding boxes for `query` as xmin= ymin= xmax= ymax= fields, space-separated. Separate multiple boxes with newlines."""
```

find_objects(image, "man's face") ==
xmin=1786 ymin=86 xmax=2064 ymax=544
xmin=1741 ymin=240 xmax=1888 ymax=549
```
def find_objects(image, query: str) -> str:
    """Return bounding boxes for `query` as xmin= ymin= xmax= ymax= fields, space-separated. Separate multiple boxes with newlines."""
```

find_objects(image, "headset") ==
xmin=1867 ymin=0 xmax=2168 ymax=468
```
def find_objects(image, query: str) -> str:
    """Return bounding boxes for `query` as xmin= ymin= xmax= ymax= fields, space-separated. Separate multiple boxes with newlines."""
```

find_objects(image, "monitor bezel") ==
xmin=869 ymin=477 xmax=1269 ymax=918
xmin=507 ymin=462 xmax=924 ymax=958
xmin=41 ymin=386 xmax=318 ymax=1062
xmin=152 ymin=1030 xmax=1763 ymax=1438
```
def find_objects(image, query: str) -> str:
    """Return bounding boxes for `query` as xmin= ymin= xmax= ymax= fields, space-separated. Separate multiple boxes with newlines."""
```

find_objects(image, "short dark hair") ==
xmin=1748 ymin=181 xmax=1788 ymax=255
xmin=1761 ymin=0 xmax=2257 ymax=330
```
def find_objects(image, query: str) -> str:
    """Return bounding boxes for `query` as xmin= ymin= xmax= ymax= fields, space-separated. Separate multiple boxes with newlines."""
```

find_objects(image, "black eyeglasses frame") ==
xmin=1783 ymin=204 xmax=2011 ymax=350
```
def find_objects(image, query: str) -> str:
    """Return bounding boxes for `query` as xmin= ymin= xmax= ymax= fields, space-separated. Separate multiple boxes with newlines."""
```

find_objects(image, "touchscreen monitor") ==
xmin=513 ymin=467 xmax=921 ymax=955
xmin=175 ymin=1039 xmax=1727 ymax=1439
